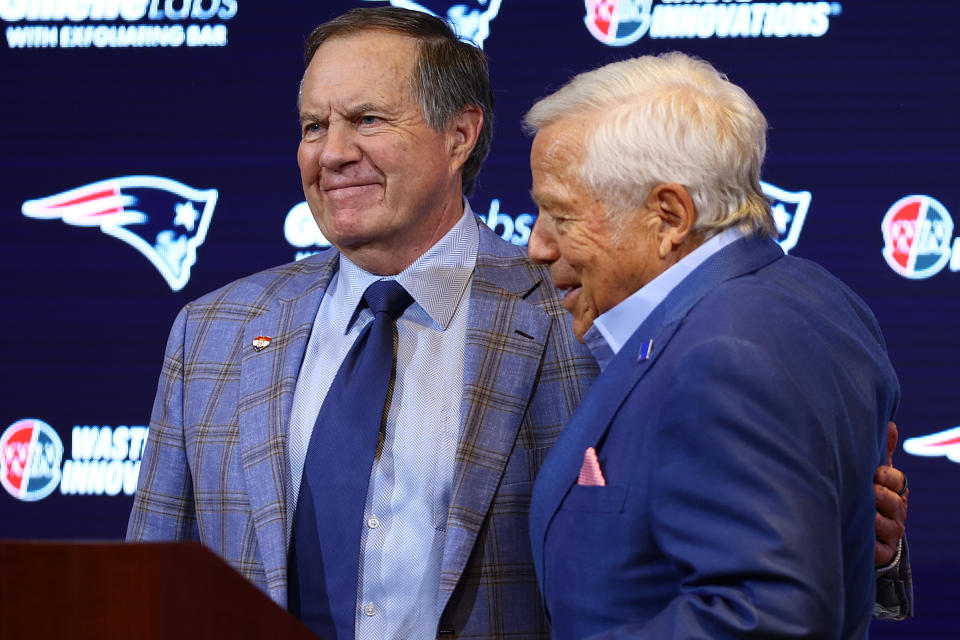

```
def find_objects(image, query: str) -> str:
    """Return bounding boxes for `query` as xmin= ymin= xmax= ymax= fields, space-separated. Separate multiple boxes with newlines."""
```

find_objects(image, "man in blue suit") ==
xmin=525 ymin=52 xmax=903 ymax=638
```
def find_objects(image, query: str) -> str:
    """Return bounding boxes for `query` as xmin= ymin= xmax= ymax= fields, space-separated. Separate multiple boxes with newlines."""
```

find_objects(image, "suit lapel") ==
xmin=530 ymin=233 xmax=785 ymax=571
xmin=437 ymin=224 xmax=553 ymax=610
xmin=237 ymin=251 xmax=338 ymax=603
xmin=529 ymin=307 xmax=681 ymax=578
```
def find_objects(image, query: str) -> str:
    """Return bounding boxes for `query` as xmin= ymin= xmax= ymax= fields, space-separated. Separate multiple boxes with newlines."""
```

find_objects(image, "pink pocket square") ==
xmin=577 ymin=446 xmax=606 ymax=486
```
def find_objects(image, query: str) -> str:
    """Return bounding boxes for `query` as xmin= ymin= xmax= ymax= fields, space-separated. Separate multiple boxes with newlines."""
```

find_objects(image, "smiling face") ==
xmin=297 ymin=30 xmax=469 ymax=275
xmin=528 ymin=118 xmax=666 ymax=341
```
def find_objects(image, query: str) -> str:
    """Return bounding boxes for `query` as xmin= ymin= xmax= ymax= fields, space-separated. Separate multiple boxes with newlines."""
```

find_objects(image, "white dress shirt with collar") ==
xmin=287 ymin=203 xmax=479 ymax=639
xmin=583 ymin=227 xmax=746 ymax=371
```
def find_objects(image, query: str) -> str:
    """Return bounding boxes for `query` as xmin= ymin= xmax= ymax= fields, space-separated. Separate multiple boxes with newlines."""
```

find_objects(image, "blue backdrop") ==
xmin=1 ymin=1 xmax=957 ymax=636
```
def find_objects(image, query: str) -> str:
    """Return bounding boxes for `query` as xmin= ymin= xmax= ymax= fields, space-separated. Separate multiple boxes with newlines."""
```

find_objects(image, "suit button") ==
xmin=364 ymin=603 xmax=376 ymax=616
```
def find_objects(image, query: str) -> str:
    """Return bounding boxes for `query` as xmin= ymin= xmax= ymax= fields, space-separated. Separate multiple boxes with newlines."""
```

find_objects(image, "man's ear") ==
xmin=448 ymin=105 xmax=483 ymax=168
xmin=647 ymin=183 xmax=696 ymax=259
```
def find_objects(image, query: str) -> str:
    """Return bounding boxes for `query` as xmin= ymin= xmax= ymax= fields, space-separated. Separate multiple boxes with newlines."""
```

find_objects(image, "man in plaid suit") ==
xmin=127 ymin=7 xmax=598 ymax=640
xmin=128 ymin=7 xmax=908 ymax=640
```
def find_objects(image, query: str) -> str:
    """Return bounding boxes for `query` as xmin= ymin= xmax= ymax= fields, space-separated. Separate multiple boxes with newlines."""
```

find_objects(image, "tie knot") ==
xmin=363 ymin=280 xmax=413 ymax=320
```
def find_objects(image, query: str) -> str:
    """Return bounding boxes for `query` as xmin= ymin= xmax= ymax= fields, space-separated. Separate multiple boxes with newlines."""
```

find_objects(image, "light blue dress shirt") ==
xmin=286 ymin=204 xmax=479 ymax=639
xmin=584 ymin=227 xmax=747 ymax=371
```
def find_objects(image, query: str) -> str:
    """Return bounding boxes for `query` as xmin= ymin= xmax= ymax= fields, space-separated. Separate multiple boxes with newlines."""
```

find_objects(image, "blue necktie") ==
xmin=288 ymin=279 xmax=414 ymax=640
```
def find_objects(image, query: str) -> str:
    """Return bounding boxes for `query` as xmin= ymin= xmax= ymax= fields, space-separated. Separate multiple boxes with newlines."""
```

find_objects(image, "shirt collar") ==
xmin=585 ymin=226 xmax=746 ymax=369
xmin=333 ymin=200 xmax=479 ymax=334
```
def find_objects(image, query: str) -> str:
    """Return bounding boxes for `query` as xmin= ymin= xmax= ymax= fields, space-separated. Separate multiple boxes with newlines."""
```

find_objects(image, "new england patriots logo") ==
xmin=367 ymin=0 xmax=503 ymax=48
xmin=22 ymin=176 xmax=217 ymax=292
xmin=761 ymin=181 xmax=811 ymax=254
xmin=903 ymin=425 xmax=960 ymax=464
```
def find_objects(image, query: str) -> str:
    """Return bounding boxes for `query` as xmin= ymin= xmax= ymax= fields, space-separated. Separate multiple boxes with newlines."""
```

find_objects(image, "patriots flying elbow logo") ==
xmin=903 ymin=425 xmax=960 ymax=464
xmin=367 ymin=0 xmax=503 ymax=48
xmin=761 ymin=181 xmax=811 ymax=254
xmin=22 ymin=176 xmax=217 ymax=292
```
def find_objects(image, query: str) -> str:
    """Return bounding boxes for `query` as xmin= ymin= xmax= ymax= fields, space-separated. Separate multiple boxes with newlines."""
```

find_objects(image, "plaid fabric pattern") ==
xmin=127 ymin=221 xmax=599 ymax=639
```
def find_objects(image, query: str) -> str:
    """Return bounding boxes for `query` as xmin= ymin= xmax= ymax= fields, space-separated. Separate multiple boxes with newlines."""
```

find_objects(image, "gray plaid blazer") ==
xmin=127 ymin=220 xmax=599 ymax=639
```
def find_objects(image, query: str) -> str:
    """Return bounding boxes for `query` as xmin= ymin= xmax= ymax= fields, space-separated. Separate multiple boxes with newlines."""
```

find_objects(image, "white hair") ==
xmin=524 ymin=52 xmax=773 ymax=237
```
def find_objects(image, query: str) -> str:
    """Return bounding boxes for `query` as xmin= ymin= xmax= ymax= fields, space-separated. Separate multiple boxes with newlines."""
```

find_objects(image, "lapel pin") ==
xmin=637 ymin=338 xmax=654 ymax=362
xmin=252 ymin=336 xmax=272 ymax=352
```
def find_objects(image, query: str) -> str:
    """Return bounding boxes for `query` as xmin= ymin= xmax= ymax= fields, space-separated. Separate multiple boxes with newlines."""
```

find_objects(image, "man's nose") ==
xmin=319 ymin=122 xmax=360 ymax=169
xmin=527 ymin=214 xmax=558 ymax=264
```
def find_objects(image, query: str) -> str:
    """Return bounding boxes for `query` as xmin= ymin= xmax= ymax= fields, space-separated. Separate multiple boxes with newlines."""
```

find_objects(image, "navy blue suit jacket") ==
xmin=530 ymin=234 xmax=899 ymax=639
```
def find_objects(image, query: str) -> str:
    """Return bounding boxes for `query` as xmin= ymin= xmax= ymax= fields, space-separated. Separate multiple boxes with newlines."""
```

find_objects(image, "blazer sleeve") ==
xmin=126 ymin=306 xmax=199 ymax=542
xmin=594 ymin=337 xmax=883 ymax=639
xmin=874 ymin=537 xmax=913 ymax=620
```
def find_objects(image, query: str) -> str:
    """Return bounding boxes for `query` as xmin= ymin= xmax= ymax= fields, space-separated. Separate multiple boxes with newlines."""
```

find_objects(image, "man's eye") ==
xmin=552 ymin=216 xmax=572 ymax=231
xmin=359 ymin=115 xmax=381 ymax=126
xmin=303 ymin=122 xmax=325 ymax=137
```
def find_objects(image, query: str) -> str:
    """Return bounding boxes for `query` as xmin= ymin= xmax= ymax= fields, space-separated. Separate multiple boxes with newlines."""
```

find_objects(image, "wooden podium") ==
xmin=0 ymin=541 xmax=319 ymax=639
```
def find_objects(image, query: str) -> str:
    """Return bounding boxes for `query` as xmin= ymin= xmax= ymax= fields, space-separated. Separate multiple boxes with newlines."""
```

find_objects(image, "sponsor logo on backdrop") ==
xmin=285 ymin=201 xmax=330 ymax=261
xmin=60 ymin=424 xmax=149 ymax=497
xmin=285 ymin=184 xmax=803 ymax=258
xmin=1 ymin=418 xmax=63 ymax=501
xmin=904 ymin=425 xmax=960 ymax=464
xmin=367 ymin=0 xmax=502 ymax=48
xmin=1 ymin=418 xmax=148 ymax=501
xmin=584 ymin=0 xmax=842 ymax=46
xmin=585 ymin=0 xmax=652 ymax=45
xmin=22 ymin=175 xmax=217 ymax=291
xmin=882 ymin=194 xmax=960 ymax=280
xmin=481 ymin=198 xmax=534 ymax=246
xmin=2 ymin=0 xmax=237 ymax=49
xmin=284 ymin=198 xmax=533 ymax=260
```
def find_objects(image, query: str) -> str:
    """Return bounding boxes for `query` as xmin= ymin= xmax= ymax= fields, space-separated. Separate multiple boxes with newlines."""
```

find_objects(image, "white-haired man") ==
xmin=526 ymin=52 xmax=905 ymax=639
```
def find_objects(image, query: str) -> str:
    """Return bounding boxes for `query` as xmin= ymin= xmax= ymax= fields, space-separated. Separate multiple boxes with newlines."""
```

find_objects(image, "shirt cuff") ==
xmin=875 ymin=538 xmax=903 ymax=575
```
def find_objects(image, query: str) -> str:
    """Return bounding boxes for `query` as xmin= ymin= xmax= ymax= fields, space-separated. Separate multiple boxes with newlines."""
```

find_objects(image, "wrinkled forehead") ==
xmin=309 ymin=29 xmax=418 ymax=73
xmin=532 ymin=119 xmax=590 ymax=171
xmin=301 ymin=30 xmax=419 ymax=106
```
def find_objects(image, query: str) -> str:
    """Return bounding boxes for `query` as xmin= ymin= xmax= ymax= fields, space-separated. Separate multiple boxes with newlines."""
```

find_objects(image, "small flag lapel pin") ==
xmin=637 ymin=338 xmax=654 ymax=362
xmin=252 ymin=336 xmax=272 ymax=352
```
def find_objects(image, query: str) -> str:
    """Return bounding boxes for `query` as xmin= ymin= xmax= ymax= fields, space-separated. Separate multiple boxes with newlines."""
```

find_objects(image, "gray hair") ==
xmin=303 ymin=7 xmax=494 ymax=195
xmin=524 ymin=52 xmax=772 ymax=237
